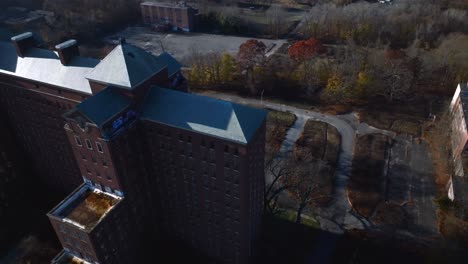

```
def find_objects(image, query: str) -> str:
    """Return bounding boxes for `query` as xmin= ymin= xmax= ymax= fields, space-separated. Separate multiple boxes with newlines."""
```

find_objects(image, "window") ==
xmin=96 ymin=142 xmax=104 ymax=153
xmin=224 ymin=145 xmax=229 ymax=153
xmin=91 ymin=155 xmax=97 ymax=163
xmin=102 ymin=159 xmax=108 ymax=167
xmin=85 ymin=139 xmax=93 ymax=150
xmin=78 ymin=232 xmax=87 ymax=241
xmin=74 ymin=136 xmax=82 ymax=147
xmin=106 ymin=171 xmax=112 ymax=181
xmin=59 ymin=225 xmax=67 ymax=233
xmin=210 ymin=142 xmax=215 ymax=149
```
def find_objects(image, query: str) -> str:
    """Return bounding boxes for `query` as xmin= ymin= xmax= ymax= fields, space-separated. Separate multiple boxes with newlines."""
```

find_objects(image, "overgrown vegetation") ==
xmin=190 ymin=0 xmax=468 ymax=108
xmin=265 ymin=110 xmax=297 ymax=160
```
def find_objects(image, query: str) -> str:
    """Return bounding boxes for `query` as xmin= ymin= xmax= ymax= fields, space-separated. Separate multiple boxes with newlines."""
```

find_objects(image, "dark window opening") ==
xmin=75 ymin=136 xmax=82 ymax=147
xmin=96 ymin=142 xmax=104 ymax=153
xmin=85 ymin=139 xmax=93 ymax=150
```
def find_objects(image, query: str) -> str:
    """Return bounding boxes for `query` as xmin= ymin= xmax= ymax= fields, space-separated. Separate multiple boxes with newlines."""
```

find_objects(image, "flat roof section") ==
xmin=66 ymin=190 xmax=118 ymax=228
xmin=0 ymin=41 xmax=99 ymax=94
xmin=52 ymin=250 xmax=91 ymax=264
xmin=50 ymin=184 xmax=122 ymax=231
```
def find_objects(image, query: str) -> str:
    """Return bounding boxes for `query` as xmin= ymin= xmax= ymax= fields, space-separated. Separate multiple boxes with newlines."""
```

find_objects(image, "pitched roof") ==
xmin=141 ymin=87 xmax=267 ymax=144
xmin=76 ymin=87 xmax=131 ymax=126
xmin=157 ymin=52 xmax=182 ymax=77
xmin=0 ymin=41 xmax=99 ymax=94
xmin=86 ymin=43 xmax=167 ymax=89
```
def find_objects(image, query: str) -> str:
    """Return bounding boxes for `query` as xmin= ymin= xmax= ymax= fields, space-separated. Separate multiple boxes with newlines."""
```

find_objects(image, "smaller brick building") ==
xmin=141 ymin=1 xmax=199 ymax=32
xmin=448 ymin=83 xmax=468 ymax=208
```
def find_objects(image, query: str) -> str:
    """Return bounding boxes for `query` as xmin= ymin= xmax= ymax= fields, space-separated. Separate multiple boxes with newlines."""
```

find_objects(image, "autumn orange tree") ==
xmin=237 ymin=39 xmax=267 ymax=95
xmin=288 ymin=38 xmax=326 ymax=63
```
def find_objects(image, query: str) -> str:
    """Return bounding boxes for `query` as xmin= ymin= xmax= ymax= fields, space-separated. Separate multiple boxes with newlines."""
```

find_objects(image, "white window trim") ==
xmin=85 ymin=139 xmax=93 ymax=150
xmin=96 ymin=142 xmax=104 ymax=153
xmin=74 ymin=136 xmax=82 ymax=147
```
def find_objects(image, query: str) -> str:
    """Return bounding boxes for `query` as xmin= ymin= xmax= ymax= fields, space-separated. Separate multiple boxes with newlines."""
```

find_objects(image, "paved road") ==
xmin=199 ymin=91 xmax=438 ymax=262
xmin=199 ymin=91 xmax=364 ymax=233
xmin=387 ymin=135 xmax=438 ymax=237
xmin=104 ymin=27 xmax=287 ymax=64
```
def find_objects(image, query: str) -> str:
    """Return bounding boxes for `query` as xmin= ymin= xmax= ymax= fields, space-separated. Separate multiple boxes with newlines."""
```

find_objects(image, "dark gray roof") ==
xmin=141 ymin=87 xmax=267 ymax=144
xmin=0 ymin=28 xmax=14 ymax=41
xmin=76 ymin=87 xmax=131 ymax=126
xmin=0 ymin=41 xmax=99 ymax=94
xmin=55 ymin=39 xmax=77 ymax=50
xmin=86 ymin=43 xmax=167 ymax=89
xmin=157 ymin=52 xmax=182 ymax=77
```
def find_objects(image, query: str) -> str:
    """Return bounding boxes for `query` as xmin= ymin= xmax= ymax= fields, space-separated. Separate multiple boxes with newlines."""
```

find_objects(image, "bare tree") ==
xmin=264 ymin=156 xmax=294 ymax=214
xmin=288 ymin=159 xmax=330 ymax=223
xmin=378 ymin=59 xmax=413 ymax=102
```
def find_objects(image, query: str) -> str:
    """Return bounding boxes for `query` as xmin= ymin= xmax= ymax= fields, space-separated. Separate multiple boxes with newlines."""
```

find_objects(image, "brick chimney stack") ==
xmin=11 ymin=32 xmax=36 ymax=58
xmin=55 ymin=39 xmax=80 ymax=65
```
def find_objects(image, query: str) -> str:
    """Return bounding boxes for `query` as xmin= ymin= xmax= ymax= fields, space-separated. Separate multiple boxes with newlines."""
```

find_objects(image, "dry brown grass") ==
xmin=438 ymin=210 xmax=468 ymax=246
xmin=422 ymin=118 xmax=452 ymax=193
xmin=348 ymin=134 xmax=390 ymax=218
xmin=266 ymin=110 xmax=296 ymax=158
xmin=371 ymin=202 xmax=408 ymax=229
xmin=292 ymin=120 xmax=340 ymax=205
xmin=67 ymin=191 xmax=117 ymax=228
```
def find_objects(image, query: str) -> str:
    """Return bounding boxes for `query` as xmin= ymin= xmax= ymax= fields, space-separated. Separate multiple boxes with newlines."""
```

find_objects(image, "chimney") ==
xmin=55 ymin=39 xmax=80 ymax=65
xmin=11 ymin=32 xmax=36 ymax=58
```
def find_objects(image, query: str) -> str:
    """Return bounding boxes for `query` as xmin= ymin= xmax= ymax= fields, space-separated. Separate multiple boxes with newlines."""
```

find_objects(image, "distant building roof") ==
xmin=0 ymin=41 xmax=99 ymax=94
xmin=141 ymin=87 xmax=267 ymax=144
xmin=157 ymin=51 xmax=182 ymax=77
xmin=86 ymin=42 xmax=167 ymax=89
xmin=76 ymin=87 xmax=131 ymax=126
xmin=141 ymin=1 xmax=196 ymax=9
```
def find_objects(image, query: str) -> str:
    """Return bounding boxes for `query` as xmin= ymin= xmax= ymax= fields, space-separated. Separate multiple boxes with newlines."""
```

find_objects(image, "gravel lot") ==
xmin=104 ymin=27 xmax=287 ymax=65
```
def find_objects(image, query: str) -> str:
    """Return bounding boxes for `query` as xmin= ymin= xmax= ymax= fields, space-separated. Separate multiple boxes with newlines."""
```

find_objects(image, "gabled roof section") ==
xmin=76 ymin=87 xmax=131 ymax=127
xmin=141 ymin=87 xmax=267 ymax=144
xmin=0 ymin=41 xmax=99 ymax=94
xmin=157 ymin=52 xmax=182 ymax=77
xmin=86 ymin=43 xmax=167 ymax=89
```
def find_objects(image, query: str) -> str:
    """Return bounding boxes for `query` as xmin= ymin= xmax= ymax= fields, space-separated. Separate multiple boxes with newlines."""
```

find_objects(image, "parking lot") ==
xmin=104 ymin=27 xmax=287 ymax=65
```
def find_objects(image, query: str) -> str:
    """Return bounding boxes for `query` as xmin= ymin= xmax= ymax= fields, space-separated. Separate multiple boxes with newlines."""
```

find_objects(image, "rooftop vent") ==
xmin=11 ymin=32 xmax=36 ymax=58
xmin=55 ymin=39 xmax=80 ymax=65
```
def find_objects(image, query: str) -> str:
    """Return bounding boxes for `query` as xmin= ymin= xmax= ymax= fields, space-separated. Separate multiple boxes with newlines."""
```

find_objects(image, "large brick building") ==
xmin=0 ymin=32 xmax=266 ymax=263
xmin=141 ymin=1 xmax=199 ymax=32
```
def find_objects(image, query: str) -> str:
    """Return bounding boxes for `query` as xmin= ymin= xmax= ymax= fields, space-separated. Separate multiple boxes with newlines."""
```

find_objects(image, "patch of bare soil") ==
xmin=356 ymin=98 xmax=433 ymax=137
xmin=371 ymin=202 xmax=409 ymax=229
xmin=438 ymin=210 xmax=468 ymax=247
xmin=348 ymin=134 xmax=390 ymax=218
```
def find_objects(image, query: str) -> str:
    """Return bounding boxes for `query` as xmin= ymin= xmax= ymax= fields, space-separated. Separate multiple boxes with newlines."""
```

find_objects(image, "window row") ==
xmin=74 ymin=136 xmax=104 ymax=153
